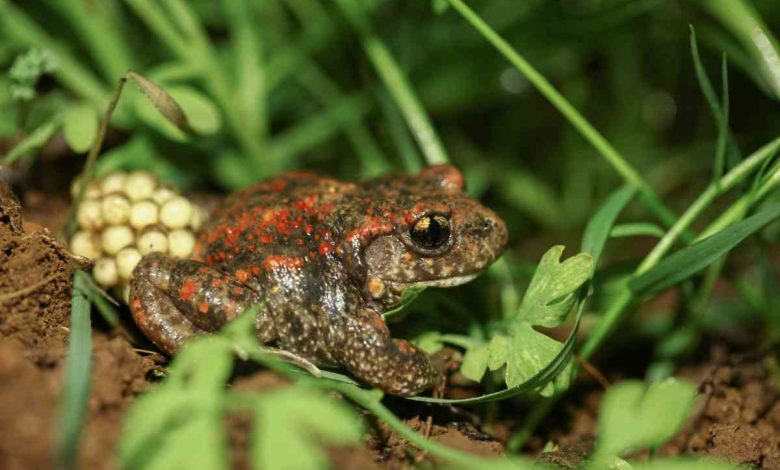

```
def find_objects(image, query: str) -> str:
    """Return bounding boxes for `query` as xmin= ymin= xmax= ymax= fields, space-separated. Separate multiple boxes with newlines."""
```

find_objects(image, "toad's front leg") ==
xmin=330 ymin=309 xmax=440 ymax=396
xmin=129 ymin=253 xmax=272 ymax=354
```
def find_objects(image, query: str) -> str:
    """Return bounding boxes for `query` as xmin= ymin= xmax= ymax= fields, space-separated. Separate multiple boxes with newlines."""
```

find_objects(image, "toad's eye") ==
xmin=410 ymin=214 xmax=451 ymax=250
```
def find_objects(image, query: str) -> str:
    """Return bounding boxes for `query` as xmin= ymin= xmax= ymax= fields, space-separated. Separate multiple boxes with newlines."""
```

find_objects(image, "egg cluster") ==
xmin=69 ymin=171 xmax=206 ymax=302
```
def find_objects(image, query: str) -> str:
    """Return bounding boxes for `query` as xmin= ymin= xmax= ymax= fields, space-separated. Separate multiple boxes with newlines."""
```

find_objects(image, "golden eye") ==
xmin=410 ymin=214 xmax=451 ymax=250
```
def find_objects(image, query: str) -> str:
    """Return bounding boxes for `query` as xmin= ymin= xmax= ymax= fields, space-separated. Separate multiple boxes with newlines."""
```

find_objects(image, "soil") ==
xmin=1 ymin=173 xmax=778 ymax=469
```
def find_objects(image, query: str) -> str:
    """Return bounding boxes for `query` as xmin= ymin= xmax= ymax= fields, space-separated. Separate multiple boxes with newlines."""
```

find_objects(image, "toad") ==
xmin=129 ymin=165 xmax=507 ymax=396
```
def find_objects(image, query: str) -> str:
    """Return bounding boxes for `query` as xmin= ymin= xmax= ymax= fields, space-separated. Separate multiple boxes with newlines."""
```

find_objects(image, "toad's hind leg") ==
xmin=129 ymin=276 xmax=204 ymax=355
xmin=129 ymin=253 xmax=274 ymax=355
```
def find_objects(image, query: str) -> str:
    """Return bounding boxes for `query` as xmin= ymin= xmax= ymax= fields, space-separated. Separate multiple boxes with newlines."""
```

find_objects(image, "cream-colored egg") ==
xmin=137 ymin=230 xmax=169 ymax=255
xmin=130 ymin=200 xmax=159 ymax=229
xmin=70 ymin=178 xmax=101 ymax=200
xmin=160 ymin=197 xmax=193 ymax=229
xmin=92 ymin=257 xmax=119 ymax=287
xmin=116 ymin=247 xmax=142 ymax=280
xmin=124 ymin=172 xmax=157 ymax=201
xmin=101 ymin=225 xmax=134 ymax=255
xmin=151 ymin=186 xmax=177 ymax=205
xmin=70 ymin=231 xmax=102 ymax=259
xmin=168 ymin=229 xmax=195 ymax=258
xmin=100 ymin=172 xmax=127 ymax=195
xmin=189 ymin=206 xmax=207 ymax=230
xmin=101 ymin=193 xmax=131 ymax=225
xmin=117 ymin=282 xmax=131 ymax=304
xmin=76 ymin=200 xmax=103 ymax=230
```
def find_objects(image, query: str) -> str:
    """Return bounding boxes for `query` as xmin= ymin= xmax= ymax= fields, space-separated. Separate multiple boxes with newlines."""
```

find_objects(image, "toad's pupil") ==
xmin=411 ymin=215 xmax=450 ymax=249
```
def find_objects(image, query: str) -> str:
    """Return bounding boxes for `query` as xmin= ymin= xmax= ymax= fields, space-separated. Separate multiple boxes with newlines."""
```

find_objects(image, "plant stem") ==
xmin=581 ymin=136 xmax=780 ymax=360
xmin=335 ymin=0 xmax=450 ymax=166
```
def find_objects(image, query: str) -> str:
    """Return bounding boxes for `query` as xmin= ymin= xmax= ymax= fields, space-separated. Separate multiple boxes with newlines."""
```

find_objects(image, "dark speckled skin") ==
xmin=129 ymin=165 xmax=507 ymax=396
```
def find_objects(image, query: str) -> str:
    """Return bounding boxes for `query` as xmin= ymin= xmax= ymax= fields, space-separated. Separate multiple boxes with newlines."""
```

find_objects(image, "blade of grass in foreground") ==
xmin=55 ymin=271 xmax=94 ymax=469
xmin=629 ymin=204 xmax=780 ymax=296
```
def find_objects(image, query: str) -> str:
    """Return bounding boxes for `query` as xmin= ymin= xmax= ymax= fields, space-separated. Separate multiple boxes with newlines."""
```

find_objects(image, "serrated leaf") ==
xmin=252 ymin=387 xmax=364 ymax=470
xmin=63 ymin=103 xmax=98 ymax=153
xmin=505 ymin=324 xmax=571 ymax=394
xmin=518 ymin=245 xmax=593 ymax=327
xmin=460 ymin=343 xmax=489 ymax=382
xmin=127 ymin=71 xmax=193 ymax=135
xmin=456 ymin=246 xmax=589 ymax=399
xmin=596 ymin=379 xmax=698 ymax=458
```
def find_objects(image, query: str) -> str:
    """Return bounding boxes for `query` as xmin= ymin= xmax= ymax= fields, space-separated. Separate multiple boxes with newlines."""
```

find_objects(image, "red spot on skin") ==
xmin=250 ymin=265 xmax=261 ymax=276
xmin=211 ymin=278 xmax=225 ymax=288
xmin=318 ymin=241 xmax=334 ymax=256
xmin=235 ymin=269 xmax=249 ymax=282
xmin=270 ymin=179 xmax=287 ymax=191
xmin=372 ymin=316 xmax=389 ymax=333
xmin=304 ymin=224 xmax=313 ymax=235
xmin=263 ymin=255 xmax=305 ymax=270
xmin=198 ymin=267 xmax=209 ymax=274
xmin=179 ymin=280 xmax=198 ymax=301
xmin=232 ymin=286 xmax=244 ymax=296
xmin=259 ymin=234 xmax=272 ymax=244
xmin=199 ymin=302 xmax=209 ymax=313
xmin=131 ymin=298 xmax=141 ymax=311
xmin=397 ymin=340 xmax=413 ymax=354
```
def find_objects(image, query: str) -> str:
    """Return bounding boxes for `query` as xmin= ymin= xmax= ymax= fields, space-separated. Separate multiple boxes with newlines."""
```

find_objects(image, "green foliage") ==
xmin=461 ymin=246 xmax=592 ymax=395
xmin=595 ymin=379 xmax=697 ymax=459
xmin=249 ymin=387 xmax=364 ymax=469
xmin=120 ymin=312 xmax=364 ymax=470
xmin=56 ymin=271 xmax=94 ymax=469
xmin=63 ymin=103 xmax=98 ymax=153
xmin=7 ymin=48 xmax=58 ymax=101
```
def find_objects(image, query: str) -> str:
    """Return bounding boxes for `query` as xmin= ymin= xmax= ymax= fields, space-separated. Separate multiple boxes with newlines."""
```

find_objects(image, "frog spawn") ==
xmin=68 ymin=171 xmax=207 ymax=303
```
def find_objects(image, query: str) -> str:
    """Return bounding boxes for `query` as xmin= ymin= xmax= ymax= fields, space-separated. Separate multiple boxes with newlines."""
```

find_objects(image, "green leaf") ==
xmin=447 ymin=246 xmax=590 ymax=403
xmin=518 ymin=245 xmax=593 ymax=328
xmin=119 ymin=337 xmax=234 ymax=468
xmin=412 ymin=331 xmax=445 ymax=354
xmin=55 ymin=271 xmax=94 ymax=470
xmin=460 ymin=342 xmax=489 ymax=382
xmin=596 ymin=379 xmax=697 ymax=458
xmin=251 ymin=387 xmax=364 ymax=470
xmin=582 ymin=186 xmax=636 ymax=265
xmin=630 ymin=458 xmax=740 ymax=470
xmin=63 ymin=103 xmax=98 ymax=153
xmin=610 ymin=222 xmax=665 ymax=239
xmin=629 ymin=204 xmax=780 ymax=295
xmin=382 ymin=286 xmax=425 ymax=319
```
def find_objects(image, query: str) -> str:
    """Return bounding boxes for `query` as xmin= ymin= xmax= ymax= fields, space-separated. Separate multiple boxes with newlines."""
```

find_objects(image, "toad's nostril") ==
xmin=481 ymin=217 xmax=495 ymax=233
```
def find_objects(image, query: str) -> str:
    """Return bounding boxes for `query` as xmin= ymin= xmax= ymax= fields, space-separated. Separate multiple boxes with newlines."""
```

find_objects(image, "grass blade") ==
xmin=335 ymin=0 xmax=450 ymax=165
xmin=581 ymin=186 xmax=637 ymax=266
xmin=629 ymin=204 xmax=780 ymax=296
xmin=55 ymin=271 xmax=94 ymax=469
xmin=444 ymin=0 xmax=684 ymax=234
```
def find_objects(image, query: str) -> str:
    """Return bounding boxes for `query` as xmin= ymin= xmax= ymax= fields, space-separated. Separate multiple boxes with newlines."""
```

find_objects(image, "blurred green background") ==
xmin=2 ymin=0 xmax=778 ymax=240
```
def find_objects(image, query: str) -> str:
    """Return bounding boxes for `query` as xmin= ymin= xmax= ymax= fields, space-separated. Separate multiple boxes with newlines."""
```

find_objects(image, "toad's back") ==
xmin=194 ymin=172 xmax=355 ymax=266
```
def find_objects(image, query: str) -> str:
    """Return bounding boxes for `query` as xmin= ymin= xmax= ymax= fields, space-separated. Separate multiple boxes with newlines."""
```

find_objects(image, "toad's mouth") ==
xmin=386 ymin=273 xmax=479 ymax=291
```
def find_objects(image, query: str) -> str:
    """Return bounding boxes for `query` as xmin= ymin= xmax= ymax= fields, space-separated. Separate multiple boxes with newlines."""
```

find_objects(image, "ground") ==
xmin=1 ymin=173 xmax=778 ymax=469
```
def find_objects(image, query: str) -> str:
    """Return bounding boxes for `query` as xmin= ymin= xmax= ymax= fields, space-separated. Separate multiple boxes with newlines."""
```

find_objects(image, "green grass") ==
xmin=2 ymin=1 xmax=779 ymax=469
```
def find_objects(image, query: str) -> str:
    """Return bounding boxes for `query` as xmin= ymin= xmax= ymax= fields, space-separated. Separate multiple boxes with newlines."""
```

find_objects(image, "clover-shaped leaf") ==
xmin=460 ymin=246 xmax=591 ymax=395
xmin=596 ymin=379 xmax=698 ymax=458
